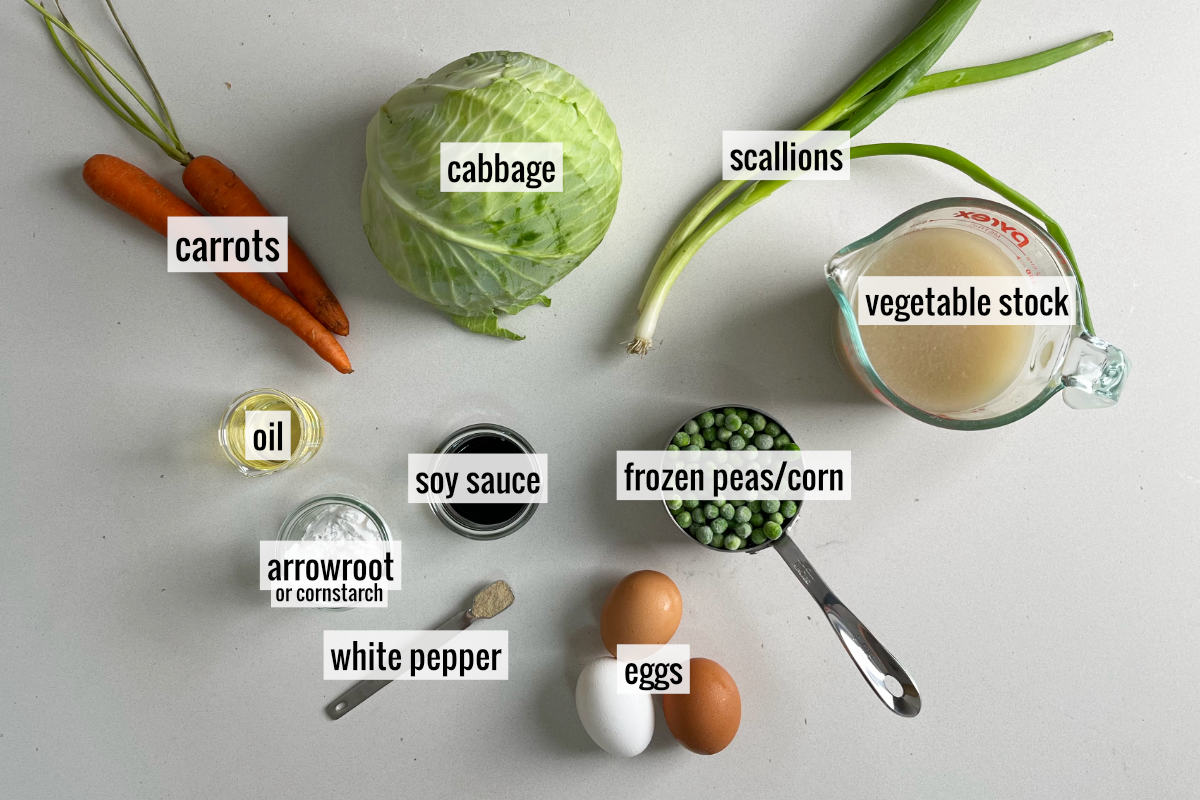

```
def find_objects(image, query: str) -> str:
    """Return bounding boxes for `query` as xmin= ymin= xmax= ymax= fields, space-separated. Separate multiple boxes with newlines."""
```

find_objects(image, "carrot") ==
xmin=182 ymin=156 xmax=350 ymax=336
xmin=25 ymin=1 xmax=351 ymax=338
xmin=82 ymin=154 xmax=352 ymax=374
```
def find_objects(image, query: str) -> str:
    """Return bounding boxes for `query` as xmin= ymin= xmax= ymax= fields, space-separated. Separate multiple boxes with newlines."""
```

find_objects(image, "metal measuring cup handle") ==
xmin=773 ymin=534 xmax=921 ymax=717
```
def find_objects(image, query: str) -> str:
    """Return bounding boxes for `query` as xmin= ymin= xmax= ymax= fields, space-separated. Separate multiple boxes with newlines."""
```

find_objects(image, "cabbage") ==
xmin=362 ymin=51 xmax=622 ymax=339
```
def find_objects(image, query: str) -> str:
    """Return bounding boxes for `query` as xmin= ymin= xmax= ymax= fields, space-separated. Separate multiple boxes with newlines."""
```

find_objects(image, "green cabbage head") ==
xmin=362 ymin=51 xmax=622 ymax=339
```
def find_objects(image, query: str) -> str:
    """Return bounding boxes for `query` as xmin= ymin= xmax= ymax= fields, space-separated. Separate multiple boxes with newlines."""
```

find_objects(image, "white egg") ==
xmin=574 ymin=656 xmax=654 ymax=757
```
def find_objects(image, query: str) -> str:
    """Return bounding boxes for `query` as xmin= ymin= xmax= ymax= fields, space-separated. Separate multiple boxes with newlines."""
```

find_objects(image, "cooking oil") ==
xmin=218 ymin=389 xmax=322 ymax=476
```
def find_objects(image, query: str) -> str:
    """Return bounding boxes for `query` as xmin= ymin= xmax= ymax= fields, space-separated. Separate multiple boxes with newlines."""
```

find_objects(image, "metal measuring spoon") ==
xmin=665 ymin=407 xmax=920 ymax=717
xmin=324 ymin=580 xmax=514 ymax=720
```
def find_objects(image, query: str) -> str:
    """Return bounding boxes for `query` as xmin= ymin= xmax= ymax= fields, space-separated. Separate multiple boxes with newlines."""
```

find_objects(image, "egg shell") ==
xmin=662 ymin=657 xmax=741 ymax=754
xmin=600 ymin=570 xmax=683 ymax=656
xmin=575 ymin=657 xmax=655 ymax=757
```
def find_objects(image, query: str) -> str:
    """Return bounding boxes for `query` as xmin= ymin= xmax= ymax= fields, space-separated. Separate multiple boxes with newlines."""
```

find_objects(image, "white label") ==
xmin=616 ymin=450 xmax=850 ymax=501
xmin=323 ymin=630 xmax=509 ymax=680
xmin=616 ymin=644 xmax=690 ymax=694
xmin=244 ymin=410 xmax=291 ymax=460
xmin=167 ymin=216 xmax=287 ymax=272
xmin=722 ymin=130 xmax=849 ymax=180
xmin=856 ymin=276 xmax=1076 ymax=324
xmin=259 ymin=540 xmax=400 ymax=608
xmin=407 ymin=453 xmax=549 ymax=504
xmin=440 ymin=142 xmax=563 ymax=191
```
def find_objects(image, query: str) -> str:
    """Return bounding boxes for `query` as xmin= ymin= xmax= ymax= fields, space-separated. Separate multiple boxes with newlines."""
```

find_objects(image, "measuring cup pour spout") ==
xmin=1060 ymin=331 xmax=1128 ymax=409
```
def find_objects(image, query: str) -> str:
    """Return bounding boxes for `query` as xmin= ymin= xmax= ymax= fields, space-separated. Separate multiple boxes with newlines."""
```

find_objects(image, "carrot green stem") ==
xmin=102 ymin=0 xmax=181 ymax=142
xmin=53 ymin=1 xmax=143 ymax=131
xmin=23 ymin=0 xmax=191 ymax=165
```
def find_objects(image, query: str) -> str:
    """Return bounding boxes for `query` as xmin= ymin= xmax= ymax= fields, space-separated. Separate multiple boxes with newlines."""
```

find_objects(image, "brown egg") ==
xmin=663 ymin=658 xmax=741 ymax=754
xmin=600 ymin=570 xmax=683 ymax=656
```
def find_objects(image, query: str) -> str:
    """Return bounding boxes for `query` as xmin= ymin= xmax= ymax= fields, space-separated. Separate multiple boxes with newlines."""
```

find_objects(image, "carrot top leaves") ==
xmin=25 ymin=0 xmax=192 ymax=165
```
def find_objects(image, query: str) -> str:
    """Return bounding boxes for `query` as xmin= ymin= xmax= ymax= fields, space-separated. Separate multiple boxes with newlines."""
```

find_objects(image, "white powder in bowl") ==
xmin=301 ymin=503 xmax=382 ymax=541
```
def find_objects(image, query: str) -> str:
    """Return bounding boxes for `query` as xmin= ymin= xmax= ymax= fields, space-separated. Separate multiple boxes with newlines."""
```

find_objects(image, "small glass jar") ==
xmin=429 ymin=423 xmax=539 ymax=541
xmin=277 ymin=494 xmax=391 ymax=611
xmin=218 ymin=388 xmax=323 ymax=477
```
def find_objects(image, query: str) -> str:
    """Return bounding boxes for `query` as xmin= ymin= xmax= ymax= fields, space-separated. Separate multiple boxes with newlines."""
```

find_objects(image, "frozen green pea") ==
xmin=716 ymin=428 xmax=733 ymax=442
xmin=762 ymin=499 xmax=780 ymax=514
xmin=683 ymin=419 xmax=699 ymax=436
xmin=763 ymin=520 xmax=783 ymax=540
xmin=666 ymin=498 xmax=683 ymax=512
xmin=749 ymin=513 xmax=764 ymax=527
xmin=750 ymin=413 xmax=766 ymax=431
xmin=667 ymin=444 xmax=679 ymax=451
xmin=698 ymin=411 xmax=715 ymax=428
xmin=784 ymin=443 xmax=800 ymax=451
xmin=722 ymin=407 xmax=738 ymax=417
xmin=703 ymin=503 xmax=720 ymax=521
xmin=710 ymin=533 xmax=724 ymax=549
xmin=764 ymin=422 xmax=781 ymax=437
xmin=695 ymin=525 xmax=714 ymax=545
xmin=740 ymin=424 xmax=755 ymax=439
xmin=723 ymin=534 xmax=743 ymax=551
xmin=711 ymin=517 xmax=728 ymax=535
xmin=685 ymin=444 xmax=701 ymax=451
xmin=734 ymin=522 xmax=752 ymax=539
xmin=714 ymin=412 xmax=725 ymax=426
xmin=769 ymin=512 xmax=784 ymax=525
xmin=781 ymin=500 xmax=798 ymax=518
xmin=683 ymin=499 xmax=700 ymax=510
xmin=702 ymin=427 xmax=717 ymax=443
xmin=674 ymin=510 xmax=692 ymax=528
xmin=723 ymin=413 xmax=742 ymax=431
xmin=673 ymin=432 xmax=690 ymax=447
xmin=750 ymin=528 xmax=766 ymax=545
xmin=743 ymin=445 xmax=757 ymax=451
xmin=729 ymin=435 xmax=746 ymax=450
xmin=734 ymin=506 xmax=751 ymax=524
xmin=720 ymin=504 xmax=736 ymax=521
xmin=711 ymin=442 xmax=727 ymax=451
xmin=754 ymin=434 xmax=774 ymax=450
xmin=774 ymin=433 xmax=792 ymax=447
xmin=748 ymin=500 xmax=762 ymax=513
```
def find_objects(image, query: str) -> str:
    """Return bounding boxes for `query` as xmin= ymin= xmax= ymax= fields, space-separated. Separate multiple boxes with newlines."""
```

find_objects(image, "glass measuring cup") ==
xmin=826 ymin=197 xmax=1128 ymax=430
xmin=662 ymin=405 xmax=920 ymax=717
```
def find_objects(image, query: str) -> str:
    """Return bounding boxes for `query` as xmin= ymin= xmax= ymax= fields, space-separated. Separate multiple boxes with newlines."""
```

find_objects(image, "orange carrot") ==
xmin=82 ymin=154 xmax=352 ymax=374
xmin=182 ymin=156 xmax=349 ymax=336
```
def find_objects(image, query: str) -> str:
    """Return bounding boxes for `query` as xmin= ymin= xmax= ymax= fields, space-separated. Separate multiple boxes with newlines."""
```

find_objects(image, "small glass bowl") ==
xmin=428 ymin=423 xmax=539 ymax=541
xmin=218 ymin=388 xmax=323 ymax=477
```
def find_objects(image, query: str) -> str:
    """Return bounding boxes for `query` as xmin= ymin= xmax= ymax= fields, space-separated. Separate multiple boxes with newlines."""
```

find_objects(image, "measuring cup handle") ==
xmin=774 ymin=535 xmax=921 ymax=717
xmin=1061 ymin=331 xmax=1129 ymax=409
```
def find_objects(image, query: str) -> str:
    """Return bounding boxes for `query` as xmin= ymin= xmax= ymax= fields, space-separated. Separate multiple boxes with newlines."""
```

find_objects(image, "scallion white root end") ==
xmin=626 ymin=336 xmax=652 ymax=356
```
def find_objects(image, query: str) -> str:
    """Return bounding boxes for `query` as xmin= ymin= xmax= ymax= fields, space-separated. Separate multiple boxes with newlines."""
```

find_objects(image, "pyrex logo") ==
xmin=955 ymin=210 xmax=1030 ymax=248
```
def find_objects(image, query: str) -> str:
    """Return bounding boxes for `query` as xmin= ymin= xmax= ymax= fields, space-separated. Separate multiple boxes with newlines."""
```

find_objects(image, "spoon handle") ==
xmin=325 ymin=680 xmax=391 ymax=720
xmin=324 ymin=609 xmax=473 ymax=720
xmin=773 ymin=534 xmax=921 ymax=717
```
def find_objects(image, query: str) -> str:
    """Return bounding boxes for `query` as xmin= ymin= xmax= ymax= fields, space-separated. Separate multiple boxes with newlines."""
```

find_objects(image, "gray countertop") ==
xmin=3 ymin=1 xmax=1197 ymax=798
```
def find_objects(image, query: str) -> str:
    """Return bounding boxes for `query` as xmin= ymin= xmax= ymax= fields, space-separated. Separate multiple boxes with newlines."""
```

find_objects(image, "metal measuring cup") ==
xmin=663 ymin=405 xmax=920 ymax=717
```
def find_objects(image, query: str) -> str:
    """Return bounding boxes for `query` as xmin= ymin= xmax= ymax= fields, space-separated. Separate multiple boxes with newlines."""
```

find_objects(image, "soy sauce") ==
xmin=448 ymin=433 xmax=526 ymax=527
